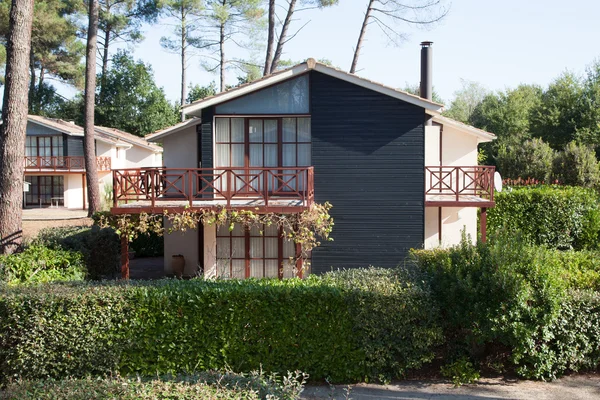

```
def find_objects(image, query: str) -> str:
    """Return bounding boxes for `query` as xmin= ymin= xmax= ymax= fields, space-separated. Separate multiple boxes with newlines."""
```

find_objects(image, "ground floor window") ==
xmin=25 ymin=175 xmax=64 ymax=206
xmin=216 ymin=223 xmax=307 ymax=279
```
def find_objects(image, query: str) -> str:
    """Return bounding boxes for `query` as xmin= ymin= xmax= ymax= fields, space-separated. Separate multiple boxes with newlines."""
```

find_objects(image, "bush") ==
xmin=130 ymin=231 xmax=164 ymax=257
xmin=0 ymin=245 xmax=85 ymax=284
xmin=411 ymin=235 xmax=600 ymax=380
xmin=488 ymin=186 xmax=600 ymax=250
xmin=0 ymin=271 xmax=440 ymax=383
xmin=496 ymin=138 xmax=555 ymax=182
xmin=0 ymin=370 xmax=307 ymax=400
xmin=553 ymin=141 xmax=600 ymax=187
xmin=34 ymin=226 xmax=120 ymax=280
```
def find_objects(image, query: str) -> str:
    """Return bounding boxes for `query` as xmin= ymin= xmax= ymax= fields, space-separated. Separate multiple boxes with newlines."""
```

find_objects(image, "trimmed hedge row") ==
xmin=0 ymin=370 xmax=306 ymax=400
xmin=411 ymin=235 xmax=600 ymax=380
xmin=0 ymin=270 xmax=441 ymax=383
xmin=488 ymin=186 xmax=600 ymax=250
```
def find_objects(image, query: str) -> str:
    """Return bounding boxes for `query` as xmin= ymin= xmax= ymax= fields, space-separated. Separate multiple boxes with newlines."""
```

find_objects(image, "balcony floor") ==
xmin=426 ymin=194 xmax=495 ymax=208
xmin=111 ymin=198 xmax=307 ymax=214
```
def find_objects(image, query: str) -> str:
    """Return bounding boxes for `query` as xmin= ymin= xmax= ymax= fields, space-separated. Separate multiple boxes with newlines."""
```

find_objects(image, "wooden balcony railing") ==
xmin=425 ymin=165 xmax=495 ymax=204
xmin=112 ymin=167 xmax=315 ymax=210
xmin=24 ymin=156 xmax=111 ymax=172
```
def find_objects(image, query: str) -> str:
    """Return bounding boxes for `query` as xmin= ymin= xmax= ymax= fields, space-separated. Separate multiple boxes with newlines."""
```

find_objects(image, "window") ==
xmin=25 ymin=136 xmax=64 ymax=167
xmin=214 ymin=117 xmax=311 ymax=192
xmin=24 ymin=176 xmax=64 ymax=206
xmin=215 ymin=75 xmax=309 ymax=114
xmin=216 ymin=223 xmax=303 ymax=279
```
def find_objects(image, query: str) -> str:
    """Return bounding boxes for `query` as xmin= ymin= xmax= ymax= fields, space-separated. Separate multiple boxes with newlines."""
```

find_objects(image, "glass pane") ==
xmin=215 ymin=144 xmax=230 ymax=168
xmin=217 ymin=224 xmax=230 ymax=236
xmin=217 ymin=238 xmax=230 ymax=258
xmin=249 ymin=120 xmax=263 ymax=143
xmin=250 ymin=260 xmax=263 ymax=278
xmin=232 ymin=260 xmax=246 ymax=278
xmin=250 ymin=238 xmax=263 ymax=258
xmin=217 ymin=259 xmax=230 ymax=278
xmin=283 ymin=238 xmax=295 ymax=258
xmin=215 ymin=118 xmax=230 ymax=142
xmin=283 ymin=144 xmax=296 ymax=167
xmin=215 ymin=75 xmax=309 ymax=114
xmin=231 ymin=144 xmax=244 ymax=167
xmin=265 ymin=144 xmax=278 ymax=167
xmin=283 ymin=261 xmax=295 ymax=279
xmin=297 ymin=118 xmax=311 ymax=142
xmin=231 ymin=238 xmax=245 ymax=258
xmin=265 ymin=238 xmax=278 ymax=258
xmin=265 ymin=260 xmax=278 ymax=278
xmin=283 ymin=118 xmax=296 ymax=142
xmin=298 ymin=144 xmax=311 ymax=166
xmin=265 ymin=224 xmax=278 ymax=236
xmin=249 ymin=144 xmax=263 ymax=167
xmin=231 ymin=223 xmax=244 ymax=236
xmin=250 ymin=225 xmax=262 ymax=236
xmin=264 ymin=120 xmax=277 ymax=142
xmin=231 ymin=118 xmax=244 ymax=142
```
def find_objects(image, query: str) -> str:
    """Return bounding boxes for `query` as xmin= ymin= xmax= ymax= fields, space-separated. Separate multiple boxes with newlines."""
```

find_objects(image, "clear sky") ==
xmin=67 ymin=0 xmax=600 ymax=105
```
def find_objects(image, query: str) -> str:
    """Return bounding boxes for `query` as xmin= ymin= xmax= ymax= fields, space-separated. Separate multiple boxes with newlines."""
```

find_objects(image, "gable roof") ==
xmin=26 ymin=115 xmax=161 ymax=152
xmin=428 ymin=112 xmax=496 ymax=143
xmin=181 ymin=59 xmax=445 ymax=117
xmin=146 ymin=117 xmax=201 ymax=142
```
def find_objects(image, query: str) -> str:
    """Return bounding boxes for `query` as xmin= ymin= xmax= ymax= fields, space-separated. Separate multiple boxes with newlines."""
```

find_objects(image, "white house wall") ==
xmin=64 ymin=174 xmax=83 ymax=209
xmin=161 ymin=126 xmax=196 ymax=169
xmin=424 ymin=124 xmax=481 ymax=249
xmin=163 ymin=219 xmax=200 ymax=276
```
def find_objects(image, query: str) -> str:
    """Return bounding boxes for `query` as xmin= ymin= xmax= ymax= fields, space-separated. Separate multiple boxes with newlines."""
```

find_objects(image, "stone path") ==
xmin=301 ymin=375 xmax=600 ymax=400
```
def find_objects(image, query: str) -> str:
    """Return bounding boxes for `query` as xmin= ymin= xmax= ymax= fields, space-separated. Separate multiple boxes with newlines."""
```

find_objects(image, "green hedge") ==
xmin=0 ymin=370 xmax=306 ymax=400
xmin=0 ymin=245 xmax=85 ymax=284
xmin=488 ymin=186 xmax=600 ymax=250
xmin=0 ymin=270 xmax=440 ymax=383
xmin=411 ymin=235 xmax=600 ymax=380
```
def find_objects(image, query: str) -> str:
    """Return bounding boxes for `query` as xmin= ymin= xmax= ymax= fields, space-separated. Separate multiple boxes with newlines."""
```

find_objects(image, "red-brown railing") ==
xmin=24 ymin=156 xmax=111 ymax=172
xmin=425 ymin=166 xmax=495 ymax=202
xmin=112 ymin=167 xmax=315 ymax=209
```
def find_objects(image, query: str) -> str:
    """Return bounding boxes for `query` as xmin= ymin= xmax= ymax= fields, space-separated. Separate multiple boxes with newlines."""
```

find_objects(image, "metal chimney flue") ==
xmin=420 ymin=41 xmax=433 ymax=101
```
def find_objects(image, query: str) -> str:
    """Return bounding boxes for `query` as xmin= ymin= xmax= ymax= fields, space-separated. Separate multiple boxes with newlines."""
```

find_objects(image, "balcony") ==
xmin=24 ymin=156 xmax=112 ymax=173
xmin=425 ymin=166 xmax=495 ymax=207
xmin=111 ymin=167 xmax=315 ymax=214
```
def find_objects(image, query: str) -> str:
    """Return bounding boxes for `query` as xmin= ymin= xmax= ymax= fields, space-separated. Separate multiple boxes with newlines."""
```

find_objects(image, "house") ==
xmin=111 ymin=42 xmax=496 ymax=278
xmin=24 ymin=115 xmax=163 ymax=209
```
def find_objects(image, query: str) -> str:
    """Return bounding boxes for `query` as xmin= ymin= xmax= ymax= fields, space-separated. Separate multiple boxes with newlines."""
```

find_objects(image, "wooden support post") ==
xmin=481 ymin=207 xmax=487 ymax=243
xmin=120 ymin=234 xmax=130 ymax=279
xmin=82 ymin=174 xmax=86 ymax=210
xmin=296 ymin=241 xmax=303 ymax=279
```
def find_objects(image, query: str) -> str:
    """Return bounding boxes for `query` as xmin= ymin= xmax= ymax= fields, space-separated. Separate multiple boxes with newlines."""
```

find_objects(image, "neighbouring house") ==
xmin=111 ymin=42 xmax=496 ymax=278
xmin=24 ymin=115 xmax=163 ymax=209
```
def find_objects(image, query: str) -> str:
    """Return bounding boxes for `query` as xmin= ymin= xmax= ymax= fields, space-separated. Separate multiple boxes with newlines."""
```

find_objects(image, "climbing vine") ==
xmin=95 ymin=202 xmax=334 ymax=263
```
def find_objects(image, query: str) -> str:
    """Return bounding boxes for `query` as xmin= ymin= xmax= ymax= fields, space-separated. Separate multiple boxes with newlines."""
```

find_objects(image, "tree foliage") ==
xmin=95 ymin=51 xmax=179 ymax=136
xmin=187 ymin=81 xmax=217 ymax=103
xmin=495 ymin=138 xmax=555 ymax=182
xmin=443 ymin=79 xmax=488 ymax=124
xmin=553 ymin=141 xmax=600 ymax=187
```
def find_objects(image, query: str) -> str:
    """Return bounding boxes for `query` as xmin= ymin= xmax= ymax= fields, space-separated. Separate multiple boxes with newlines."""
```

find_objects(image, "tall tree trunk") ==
xmin=0 ymin=0 xmax=35 ymax=255
xmin=219 ymin=21 xmax=225 ymax=92
xmin=100 ymin=25 xmax=110 ymax=100
xmin=180 ymin=6 xmax=186 ymax=121
xmin=270 ymin=0 xmax=296 ymax=74
xmin=28 ymin=48 xmax=35 ymax=110
xmin=350 ymin=0 xmax=375 ymax=74
xmin=84 ymin=0 xmax=101 ymax=217
xmin=263 ymin=0 xmax=276 ymax=76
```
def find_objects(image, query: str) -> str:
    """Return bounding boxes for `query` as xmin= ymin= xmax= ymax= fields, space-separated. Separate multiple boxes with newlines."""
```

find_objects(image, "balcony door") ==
xmin=214 ymin=117 xmax=311 ymax=194
xmin=25 ymin=136 xmax=64 ymax=168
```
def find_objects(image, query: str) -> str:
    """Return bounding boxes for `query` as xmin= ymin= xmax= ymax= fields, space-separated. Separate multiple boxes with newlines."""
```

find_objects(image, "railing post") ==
xmin=455 ymin=167 xmax=459 ymax=201
xmin=227 ymin=169 xmax=231 ymax=208
xmin=263 ymin=170 xmax=269 ymax=207
xmin=112 ymin=170 xmax=117 ymax=208
xmin=150 ymin=169 xmax=156 ymax=208
xmin=188 ymin=170 xmax=193 ymax=208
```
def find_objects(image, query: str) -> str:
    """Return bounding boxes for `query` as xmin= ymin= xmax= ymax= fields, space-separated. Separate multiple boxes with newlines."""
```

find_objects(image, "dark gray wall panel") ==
xmin=309 ymin=71 xmax=425 ymax=273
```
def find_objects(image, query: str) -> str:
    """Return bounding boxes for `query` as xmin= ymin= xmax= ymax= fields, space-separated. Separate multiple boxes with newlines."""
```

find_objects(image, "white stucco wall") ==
xmin=124 ymin=145 xmax=161 ymax=168
xmin=424 ymin=123 xmax=481 ymax=249
xmin=161 ymin=126 xmax=196 ymax=169
xmin=64 ymin=174 xmax=84 ymax=209
xmin=203 ymin=225 xmax=217 ymax=278
xmin=163 ymin=219 xmax=200 ymax=277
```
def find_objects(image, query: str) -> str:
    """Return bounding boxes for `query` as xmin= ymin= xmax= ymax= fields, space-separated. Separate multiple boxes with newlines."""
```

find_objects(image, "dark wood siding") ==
xmin=66 ymin=136 xmax=84 ymax=157
xmin=309 ymin=71 xmax=425 ymax=273
xmin=200 ymin=107 xmax=214 ymax=168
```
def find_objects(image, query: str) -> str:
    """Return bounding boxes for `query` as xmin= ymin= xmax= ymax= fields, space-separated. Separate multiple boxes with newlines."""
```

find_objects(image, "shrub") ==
xmin=0 ymin=246 xmax=85 ymax=284
xmin=553 ymin=141 xmax=600 ymax=187
xmin=34 ymin=226 xmax=120 ymax=280
xmin=488 ymin=186 xmax=600 ymax=250
xmin=496 ymin=137 xmax=555 ymax=182
xmin=0 ymin=271 xmax=439 ymax=383
xmin=0 ymin=370 xmax=307 ymax=400
xmin=411 ymin=235 xmax=600 ymax=380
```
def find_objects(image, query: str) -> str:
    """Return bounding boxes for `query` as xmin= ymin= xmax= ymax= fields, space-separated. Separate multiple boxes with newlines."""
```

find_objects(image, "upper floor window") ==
xmin=25 ymin=136 xmax=63 ymax=157
xmin=215 ymin=75 xmax=309 ymax=115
